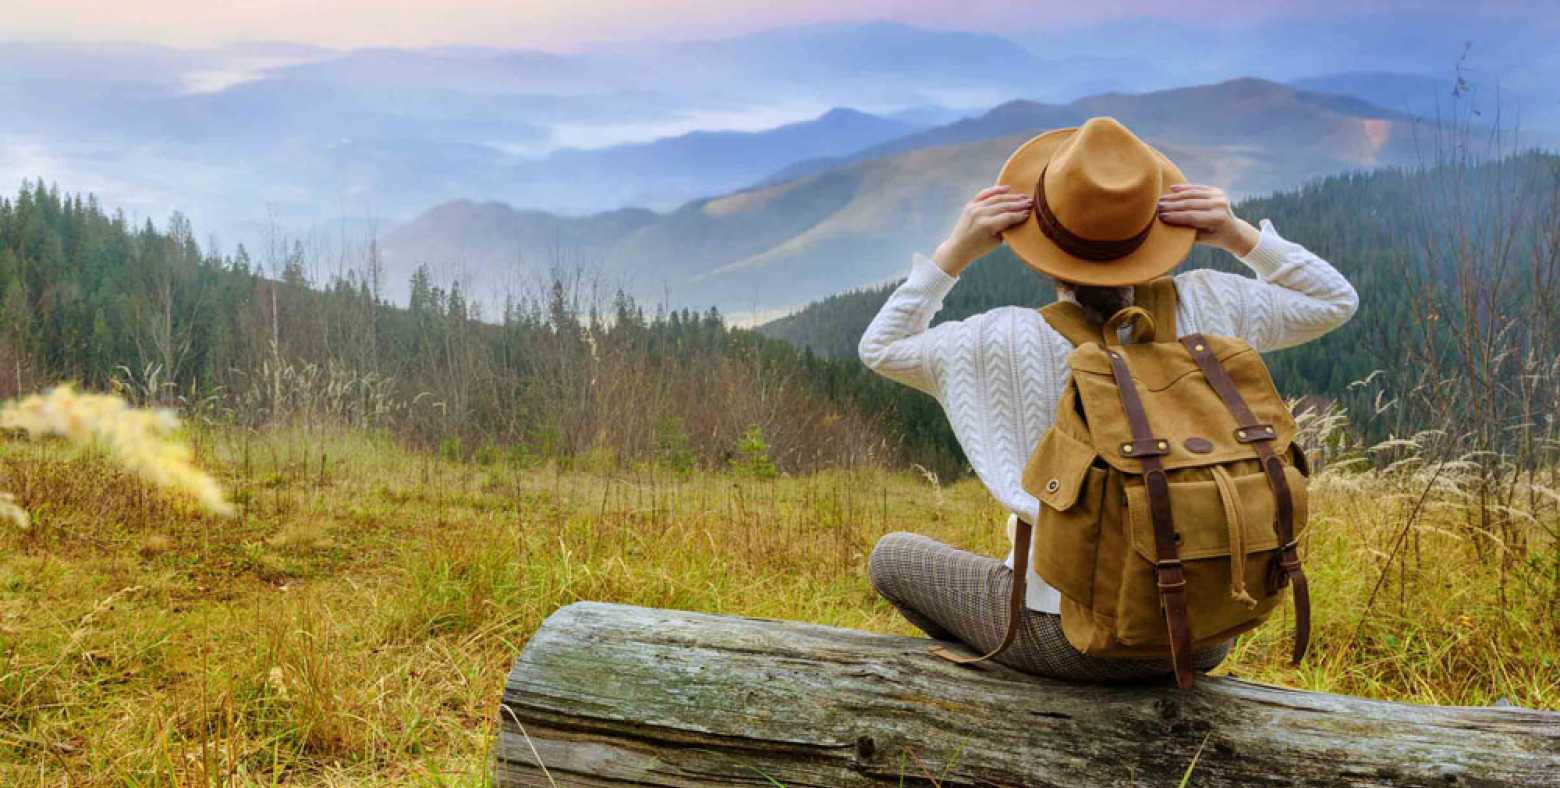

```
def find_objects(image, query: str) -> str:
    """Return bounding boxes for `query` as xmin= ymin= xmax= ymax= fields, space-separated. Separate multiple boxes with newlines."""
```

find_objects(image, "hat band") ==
xmin=1033 ymin=165 xmax=1156 ymax=262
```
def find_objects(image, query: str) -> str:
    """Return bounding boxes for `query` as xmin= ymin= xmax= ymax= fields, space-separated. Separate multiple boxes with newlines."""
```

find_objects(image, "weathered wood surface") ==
xmin=496 ymin=602 xmax=1560 ymax=787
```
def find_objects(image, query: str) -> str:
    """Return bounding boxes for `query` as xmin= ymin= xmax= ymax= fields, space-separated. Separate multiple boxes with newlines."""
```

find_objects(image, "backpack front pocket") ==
xmin=1024 ymin=427 xmax=1107 ymax=608
xmin=1114 ymin=463 xmax=1309 ymax=646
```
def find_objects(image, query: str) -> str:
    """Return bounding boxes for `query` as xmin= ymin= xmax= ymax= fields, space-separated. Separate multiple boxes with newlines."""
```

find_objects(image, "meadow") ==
xmin=1 ymin=31 xmax=1556 ymax=786
xmin=0 ymin=421 xmax=1555 ymax=785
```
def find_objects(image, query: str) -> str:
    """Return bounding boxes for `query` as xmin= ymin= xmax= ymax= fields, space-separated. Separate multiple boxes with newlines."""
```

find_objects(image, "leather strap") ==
xmin=1179 ymin=334 xmax=1311 ymax=665
xmin=930 ymin=517 xmax=1032 ymax=665
xmin=1106 ymin=350 xmax=1194 ymax=689
xmin=1034 ymin=165 xmax=1155 ymax=262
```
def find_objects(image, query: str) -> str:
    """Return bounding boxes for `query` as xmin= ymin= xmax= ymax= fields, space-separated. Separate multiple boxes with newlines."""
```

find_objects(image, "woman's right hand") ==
xmin=933 ymin=185 xmax=1033 ymax=276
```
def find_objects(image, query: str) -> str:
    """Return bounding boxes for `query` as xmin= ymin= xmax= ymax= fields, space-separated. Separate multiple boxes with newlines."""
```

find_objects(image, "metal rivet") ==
xmin=1121 ymin=443 xmax=1133 ymax=453
xmin=1237 ymin=429 xmax=1247 ymax=439
xmin=1045 ymin=479 xmax=1060 ymax=493
xmin=1157 ymin=440 xmax=1168 ymax=450
xmin=1265 ymin=426 xmax=1274 ymax=434
xmin=1194 ymin=343 xmax=1205 ymax=352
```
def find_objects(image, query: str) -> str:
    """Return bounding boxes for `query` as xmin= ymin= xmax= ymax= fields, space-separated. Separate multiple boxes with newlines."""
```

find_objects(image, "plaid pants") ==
xmin=869 ymin=532 xmax=1230 ymax=682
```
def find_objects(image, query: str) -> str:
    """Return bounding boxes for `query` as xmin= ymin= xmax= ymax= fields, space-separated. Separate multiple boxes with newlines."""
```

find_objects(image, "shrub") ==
xmin=654 ymin=416 xmax=697 ymax=475
xmin=731 ymin=425 xmax=778 ymax=479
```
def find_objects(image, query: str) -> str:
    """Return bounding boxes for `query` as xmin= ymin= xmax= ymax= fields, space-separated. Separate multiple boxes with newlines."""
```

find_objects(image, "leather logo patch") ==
xmin=1184 ymin=437 xmax=1214 ymax=454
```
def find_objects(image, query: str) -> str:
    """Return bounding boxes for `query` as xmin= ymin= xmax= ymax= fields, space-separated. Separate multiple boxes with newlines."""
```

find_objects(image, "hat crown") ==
xmin=1042 ymin=117 xmax=1162 ymax=242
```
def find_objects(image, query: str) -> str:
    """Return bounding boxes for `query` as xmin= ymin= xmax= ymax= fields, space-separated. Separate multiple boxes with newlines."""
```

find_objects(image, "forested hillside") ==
xmin=5 ymin=150 xmax=1557 ymax=478
xmin=762 ymin=152 xmax=1560 ymax=448
xmin=0 ymin=182 xmax=965 ymax=473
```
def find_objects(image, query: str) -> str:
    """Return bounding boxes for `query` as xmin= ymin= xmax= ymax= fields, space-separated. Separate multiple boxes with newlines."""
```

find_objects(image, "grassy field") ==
xmin=0 ymin=426 xmax=1556 ymax=784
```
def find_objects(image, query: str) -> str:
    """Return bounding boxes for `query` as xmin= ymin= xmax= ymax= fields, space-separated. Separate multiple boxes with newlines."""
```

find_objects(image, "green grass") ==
xmin=0 ymin=427 xmax=1555 ymax=784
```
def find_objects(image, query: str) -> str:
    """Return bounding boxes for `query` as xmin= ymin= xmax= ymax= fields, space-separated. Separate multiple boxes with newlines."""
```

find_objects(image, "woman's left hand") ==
xmin=1157 ymin=184 xmax=1260 ymax=257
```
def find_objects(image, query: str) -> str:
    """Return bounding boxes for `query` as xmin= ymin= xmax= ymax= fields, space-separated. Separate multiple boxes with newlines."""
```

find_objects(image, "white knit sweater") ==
xmin=858 ymin=219 xmax=1359 ymax=613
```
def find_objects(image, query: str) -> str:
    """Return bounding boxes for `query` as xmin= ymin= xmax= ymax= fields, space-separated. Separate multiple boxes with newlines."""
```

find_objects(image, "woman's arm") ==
xmin=1159 ymin=185 xmax=1359 ymax=350
xmin=856 ymin=253 xmax=957 ymax=395
xmin=858 ymin=272 xmax=1052 ymax=526
xmin=858 ymin=185 xmax=1033 ymax=393
xmin=859 ymin=186 xmax=1048 ymax=526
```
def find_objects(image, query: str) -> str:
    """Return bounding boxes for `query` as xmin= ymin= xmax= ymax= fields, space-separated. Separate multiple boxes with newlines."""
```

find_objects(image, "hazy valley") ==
xmin=382 ymin=77 xmax=1449 ymax=317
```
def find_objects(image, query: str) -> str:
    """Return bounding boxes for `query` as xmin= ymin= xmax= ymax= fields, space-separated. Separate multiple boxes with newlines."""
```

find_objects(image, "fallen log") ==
xmin=496 ymin=602 xmax=1560 ymax=787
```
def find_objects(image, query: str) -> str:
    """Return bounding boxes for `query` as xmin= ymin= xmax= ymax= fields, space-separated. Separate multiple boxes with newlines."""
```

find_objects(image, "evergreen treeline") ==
xmin=0 ymin=182 xmax=962 ymax=473
xmin=5 ymin=151 xmax=1555 ymax=477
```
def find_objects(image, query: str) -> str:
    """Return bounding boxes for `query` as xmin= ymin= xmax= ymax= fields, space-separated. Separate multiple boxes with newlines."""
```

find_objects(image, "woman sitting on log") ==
xmin=858 ymin=116 xmax=1358 ymax=682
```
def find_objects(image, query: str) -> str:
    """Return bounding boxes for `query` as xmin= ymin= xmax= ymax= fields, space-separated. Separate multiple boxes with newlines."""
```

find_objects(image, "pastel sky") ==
xmin=3 ymin=0 xmax=1541 ymax=50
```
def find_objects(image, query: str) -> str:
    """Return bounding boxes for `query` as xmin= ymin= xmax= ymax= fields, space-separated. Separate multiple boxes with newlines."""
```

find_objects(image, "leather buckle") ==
xmin=1235 ymin=424 xmax=1277 ymax=443
xmin=1267 ymin=554 xmax=1290 ymax=591
xmin=1155 ymin=560 xmax=1186 ymax=590
xmin=1120 ymin=438 xmax=1171 ymax=457
xmin=1279 ymin=541 xmax=1302 ymax=572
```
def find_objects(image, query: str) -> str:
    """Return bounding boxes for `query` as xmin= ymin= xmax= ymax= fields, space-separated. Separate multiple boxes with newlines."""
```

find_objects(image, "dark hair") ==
xmin=1057 ymin=281 xmax=1133 ymax=324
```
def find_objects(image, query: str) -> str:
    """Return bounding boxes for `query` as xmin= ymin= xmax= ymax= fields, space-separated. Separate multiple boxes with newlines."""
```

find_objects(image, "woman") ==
xmin=859 ymin=116 xmax=1358 ymax=681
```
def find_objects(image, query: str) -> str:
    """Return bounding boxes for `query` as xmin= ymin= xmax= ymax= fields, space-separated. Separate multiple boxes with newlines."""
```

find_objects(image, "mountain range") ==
xmin=7 ymin=17 xmax=1554 ymax=261
xmin=378 ymin=77 xmax=1451 ymax=317
xmin=502 ymin=108 xmax=926 ymax=215
xmin=0 ymin=23 xmax=1154 ymax=251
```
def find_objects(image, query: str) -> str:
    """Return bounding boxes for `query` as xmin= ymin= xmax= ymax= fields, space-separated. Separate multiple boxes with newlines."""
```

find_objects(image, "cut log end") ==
xmin=496 ymin=602 xmax=1560 ymax=787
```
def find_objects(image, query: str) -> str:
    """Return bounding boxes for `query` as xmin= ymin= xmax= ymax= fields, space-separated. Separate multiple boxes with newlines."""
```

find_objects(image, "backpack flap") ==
xmin=1022 ymin=425 xmax=1096 ymax=511
xmin=1067 ymin=336 xmax=1298 ymax=473
xmin=1122 ymin=464 xmax=1310 ymax=562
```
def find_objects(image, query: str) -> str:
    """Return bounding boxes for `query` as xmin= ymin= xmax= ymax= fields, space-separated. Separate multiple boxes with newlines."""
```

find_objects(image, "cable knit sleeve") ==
xmin=1174 ymin=219 xmax=1359 ymax=351
xmin=860 ymin=253 xmax=1056 ymax=526
xmin=857 ymin=253 xmax=959 ymax=396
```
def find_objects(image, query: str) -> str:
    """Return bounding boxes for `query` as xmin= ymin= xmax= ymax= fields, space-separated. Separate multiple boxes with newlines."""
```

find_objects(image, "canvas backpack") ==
xmin=933 ymin=278 xmax=1311 ymax=688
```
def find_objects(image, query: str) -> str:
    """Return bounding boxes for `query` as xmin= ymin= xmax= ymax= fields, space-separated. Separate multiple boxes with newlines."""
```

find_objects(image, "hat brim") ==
xmin=996 ymin=128 xmax=1196 ymax=287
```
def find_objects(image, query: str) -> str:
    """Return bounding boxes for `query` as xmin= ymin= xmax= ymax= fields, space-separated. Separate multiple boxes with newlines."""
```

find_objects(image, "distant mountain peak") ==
xmin=983 ymin=98 xmax=1053 ymax=118
xmin=817 ymin=107 xmax=874 ymax=122
xmin=1215 ymin=76 xmax=1290 ymax=90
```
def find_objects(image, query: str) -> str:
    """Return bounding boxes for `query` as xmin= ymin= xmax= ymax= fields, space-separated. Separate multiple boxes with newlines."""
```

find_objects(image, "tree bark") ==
xmin=496 ymin=602 xmax=1560 ymax=787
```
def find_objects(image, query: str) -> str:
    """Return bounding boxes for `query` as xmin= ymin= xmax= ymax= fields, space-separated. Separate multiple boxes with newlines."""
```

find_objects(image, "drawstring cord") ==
xmin=1211 ymin=466 xmax=1259 ymax=609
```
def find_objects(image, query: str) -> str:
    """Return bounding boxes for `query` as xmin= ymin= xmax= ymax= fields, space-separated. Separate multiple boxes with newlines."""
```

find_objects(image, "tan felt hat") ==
xmin=997 ymin=116 xmax=1195 ymax=287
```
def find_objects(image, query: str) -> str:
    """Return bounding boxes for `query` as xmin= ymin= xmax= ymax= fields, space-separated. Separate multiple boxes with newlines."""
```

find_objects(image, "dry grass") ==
xmin=0 ymin=425 xmax=1555 ymax=784
xmin=1 ymin=386 xmax=234 ymax=519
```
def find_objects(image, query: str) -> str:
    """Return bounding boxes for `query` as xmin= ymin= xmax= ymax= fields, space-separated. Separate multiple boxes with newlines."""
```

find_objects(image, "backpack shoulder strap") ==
xmin=1132 ymin=276 xmax=1180 ymax=341
xmin=929 ymin=517 xmax=1032 ymax=666
xmin=1039 ymin=300 xmax=1101 ymax=347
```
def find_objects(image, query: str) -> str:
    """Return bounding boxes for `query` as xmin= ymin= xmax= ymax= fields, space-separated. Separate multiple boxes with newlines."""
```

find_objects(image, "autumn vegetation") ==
xmin=1 ymin=125 xmax=1558 ymax=781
